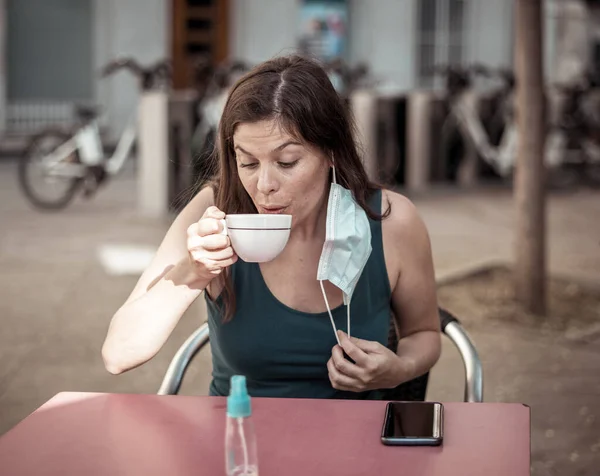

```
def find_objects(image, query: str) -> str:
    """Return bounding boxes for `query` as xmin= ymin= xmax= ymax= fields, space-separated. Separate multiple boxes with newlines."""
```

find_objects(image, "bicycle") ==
xmin=18 ymin=58 xmax=171 ymax=210
xmin=549 ymin=72 xmax=600 ymax=188
xmin=434 ymin=64 xmax=600 ymax=189
xmin=433 ymin=64 xmax=520 ymax=181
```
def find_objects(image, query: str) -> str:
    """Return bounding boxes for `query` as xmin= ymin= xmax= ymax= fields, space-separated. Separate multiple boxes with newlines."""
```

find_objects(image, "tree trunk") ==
xmin=514 ymin=0 xmax=547 ymax=315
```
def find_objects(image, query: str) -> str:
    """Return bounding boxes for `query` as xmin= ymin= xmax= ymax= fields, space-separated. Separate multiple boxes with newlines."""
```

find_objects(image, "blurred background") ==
xmin=0 ymin=0 xmax=599 ymax=474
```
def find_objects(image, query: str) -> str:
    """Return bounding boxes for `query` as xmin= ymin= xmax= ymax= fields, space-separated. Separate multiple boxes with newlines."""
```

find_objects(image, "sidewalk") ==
xmin=1 ymin=158 xmax=599 ymax=471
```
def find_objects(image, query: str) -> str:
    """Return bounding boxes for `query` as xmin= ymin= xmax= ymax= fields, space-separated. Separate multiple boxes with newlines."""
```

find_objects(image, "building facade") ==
xmin=0 ymin=0 xmax=593 ymax=143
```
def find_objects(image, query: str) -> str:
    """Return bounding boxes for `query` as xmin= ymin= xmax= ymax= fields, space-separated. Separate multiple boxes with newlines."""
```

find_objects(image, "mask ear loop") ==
xmin=346 ymin=297 xmax=351 ymax=339
xmin=320 ymin=281 xmax=342 ymax=346
xmin=323 ymin=154 xmax=340 ymax=345
xmin=331 ymin=153 xmax=337 ymax=185
xmin=323 ymin=154 xmax=349 ymax=345
xmin=332 ymin=156 xmax=350 ymax=338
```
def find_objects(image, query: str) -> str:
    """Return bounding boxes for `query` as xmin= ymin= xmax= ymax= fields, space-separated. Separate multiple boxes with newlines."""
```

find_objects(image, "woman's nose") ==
xmin=256 ymin=165 xmax=279 ymax=194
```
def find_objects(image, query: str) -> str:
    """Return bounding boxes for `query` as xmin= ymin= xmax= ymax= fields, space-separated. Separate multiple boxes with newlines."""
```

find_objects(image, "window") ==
xmin=7 ymin=0 xmax=93 ymax=101
xmin=417 ymin=0 xmax=468 ymax=87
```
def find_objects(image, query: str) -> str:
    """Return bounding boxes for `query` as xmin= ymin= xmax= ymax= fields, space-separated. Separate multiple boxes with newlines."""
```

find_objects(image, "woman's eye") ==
xmin=278 ymin=160 xmax=299 ymax=169
xmin=239 ymin=162 xmax=258 ymax=169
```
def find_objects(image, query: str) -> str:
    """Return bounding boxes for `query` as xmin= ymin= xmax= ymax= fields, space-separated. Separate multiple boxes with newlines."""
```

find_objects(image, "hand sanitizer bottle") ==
xmin=226 ymin=375 xmax=259 ymax=476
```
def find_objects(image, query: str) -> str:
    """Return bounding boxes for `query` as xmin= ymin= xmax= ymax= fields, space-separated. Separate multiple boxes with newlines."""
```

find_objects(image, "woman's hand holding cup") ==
xmin=186 ymin=206 xmax=238 ymax=282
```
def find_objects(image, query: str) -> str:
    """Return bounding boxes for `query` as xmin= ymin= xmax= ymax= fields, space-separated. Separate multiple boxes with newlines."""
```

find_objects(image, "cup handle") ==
xmin=219 ymin=219 xmax=228 ymax=236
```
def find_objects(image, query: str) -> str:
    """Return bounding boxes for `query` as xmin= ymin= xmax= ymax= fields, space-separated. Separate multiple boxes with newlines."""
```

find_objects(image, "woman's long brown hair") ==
xmin=205 ymin=54 xmax=388 ymax=321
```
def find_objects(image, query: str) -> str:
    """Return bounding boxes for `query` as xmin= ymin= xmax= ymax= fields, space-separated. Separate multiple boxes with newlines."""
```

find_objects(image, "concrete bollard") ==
xmin=406 ymin=91 xmax=434 ymax=192
xmin=138 ymin=90 xmax=170 ymax=218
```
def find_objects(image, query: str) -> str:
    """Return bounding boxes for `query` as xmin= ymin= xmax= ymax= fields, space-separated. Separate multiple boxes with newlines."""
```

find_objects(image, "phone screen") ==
xmin=382 ymin=402 xmax=443 ymax=444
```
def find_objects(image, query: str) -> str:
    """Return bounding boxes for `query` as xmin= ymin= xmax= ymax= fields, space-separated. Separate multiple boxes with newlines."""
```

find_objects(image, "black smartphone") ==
xmin=381 ymin=401 xmax=444 ymax=446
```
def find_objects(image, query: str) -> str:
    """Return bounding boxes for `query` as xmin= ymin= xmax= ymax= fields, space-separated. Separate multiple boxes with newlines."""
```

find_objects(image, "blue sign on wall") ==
xmin=298 ymin=0 xmax=349 ymax=62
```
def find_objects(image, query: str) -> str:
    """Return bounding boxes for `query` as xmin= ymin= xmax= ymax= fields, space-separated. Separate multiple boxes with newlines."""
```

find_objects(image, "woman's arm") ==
xmin=101 ymin=187 xmax=215 ymax=374
xmin=385 ymin=191 xmax=441 ymax=383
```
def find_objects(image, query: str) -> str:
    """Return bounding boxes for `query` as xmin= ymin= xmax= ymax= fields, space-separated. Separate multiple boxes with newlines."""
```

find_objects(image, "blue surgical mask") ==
xmin=317 ymin=165 xmax=372 ymax=345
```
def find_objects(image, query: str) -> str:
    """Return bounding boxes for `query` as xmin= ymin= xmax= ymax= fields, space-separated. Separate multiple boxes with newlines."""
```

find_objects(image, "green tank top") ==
xmin=205 ymin=189 xmax=392 ymax=399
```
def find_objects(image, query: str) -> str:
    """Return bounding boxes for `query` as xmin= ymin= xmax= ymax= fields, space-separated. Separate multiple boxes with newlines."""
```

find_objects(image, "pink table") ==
xmin=0 ymin=392 xmax=530 ymax=475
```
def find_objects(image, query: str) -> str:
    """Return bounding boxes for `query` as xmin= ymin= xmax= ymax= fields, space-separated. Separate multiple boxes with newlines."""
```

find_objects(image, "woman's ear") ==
xmin=329 ymin=154 xmax=337 ymax=183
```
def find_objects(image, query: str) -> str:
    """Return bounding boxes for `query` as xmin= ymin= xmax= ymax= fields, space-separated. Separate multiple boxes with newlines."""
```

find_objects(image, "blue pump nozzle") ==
xmin=227 ymin=375 xmax=251 ymax=418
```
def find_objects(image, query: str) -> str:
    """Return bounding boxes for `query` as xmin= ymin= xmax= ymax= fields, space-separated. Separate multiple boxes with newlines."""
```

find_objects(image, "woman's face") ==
xmin=233 ymin=120 xmax=331 ymax=226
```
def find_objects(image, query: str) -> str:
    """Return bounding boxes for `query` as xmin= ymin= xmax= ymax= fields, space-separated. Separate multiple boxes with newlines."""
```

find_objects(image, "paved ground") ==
xmin=0 ymin=158 xmax=599 ymax=473
xmin=436 ymin=266 xmax=600 ymax=475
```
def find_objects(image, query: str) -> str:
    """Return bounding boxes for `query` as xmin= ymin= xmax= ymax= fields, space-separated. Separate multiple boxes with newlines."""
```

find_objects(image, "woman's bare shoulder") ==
xmin=380 ymin=189 xmax=422 ymax=227
xmin=380 ymin=188 xmax=432 ymax=268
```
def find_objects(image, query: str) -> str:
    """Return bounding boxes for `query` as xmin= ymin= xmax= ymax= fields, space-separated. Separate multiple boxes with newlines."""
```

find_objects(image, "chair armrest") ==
xmin=440 ymin=309 xmax=484 ymax=402
xmin=157 ymin=323 xmax=210 ymax=395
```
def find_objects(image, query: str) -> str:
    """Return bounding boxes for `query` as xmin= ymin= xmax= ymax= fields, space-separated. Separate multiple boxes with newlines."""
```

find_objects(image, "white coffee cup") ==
xmin=220 ymin=214 xmax=292 ymax=263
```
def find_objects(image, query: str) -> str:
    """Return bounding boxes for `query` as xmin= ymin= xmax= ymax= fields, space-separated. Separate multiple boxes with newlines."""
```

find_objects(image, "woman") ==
xmin=102 ymin=55 xmax=441 ymax=399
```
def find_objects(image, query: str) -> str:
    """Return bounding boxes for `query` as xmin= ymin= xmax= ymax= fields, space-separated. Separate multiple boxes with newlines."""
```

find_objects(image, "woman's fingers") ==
xmin=184 ymin=206 xmax=236 ymax=282
xmin=190 ymin=245 xmax=235 ymax=262
xmin=331 ymin=345 xmax=364 ymax=380
xmin=198 ymin=233 xmax=230 ymax=251
xmin=190 ymin=217 xmax=224 ymax=237
xmin=204 ymin=255 xmax=239 ymax=274
xmin=327 ymin=357 xmax=363 ymax=392
xmin=202 ymin=205 xmax=225 ymax=220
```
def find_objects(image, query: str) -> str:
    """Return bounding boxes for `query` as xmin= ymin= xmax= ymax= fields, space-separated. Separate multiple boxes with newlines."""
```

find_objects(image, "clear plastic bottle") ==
xmin=226 ymin=375 xmax=259 ymax=476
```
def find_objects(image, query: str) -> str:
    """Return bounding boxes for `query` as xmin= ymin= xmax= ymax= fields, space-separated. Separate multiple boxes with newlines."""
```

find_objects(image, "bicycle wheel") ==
xmin=19 ymin=130 xmax=83 ymax=210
